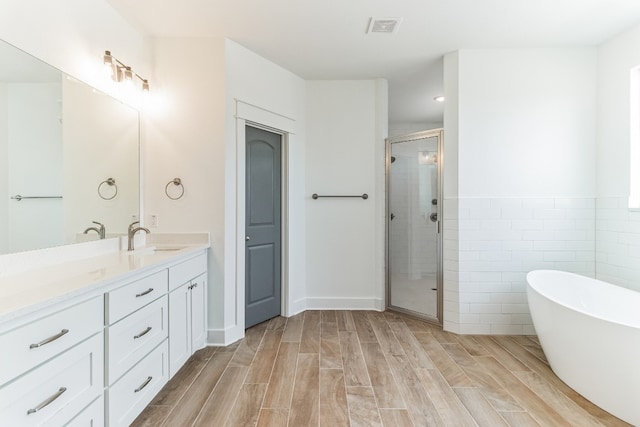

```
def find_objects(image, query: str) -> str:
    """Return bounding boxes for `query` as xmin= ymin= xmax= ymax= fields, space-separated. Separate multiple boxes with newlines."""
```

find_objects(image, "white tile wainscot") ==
xmin=595 ymin=196 xmax=640 ymax=291
xmin=444 ymin=197 xmax=595 ymax=335
xmin=0 ymin=239 xmax=209 ymax=426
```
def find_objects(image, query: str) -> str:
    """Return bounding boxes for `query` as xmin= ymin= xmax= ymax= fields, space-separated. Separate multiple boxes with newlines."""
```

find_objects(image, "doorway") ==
xmin=245 ymin=125 xmax=282 ymax=328
xmin=386 ymin=129 xmax=443 ymax=323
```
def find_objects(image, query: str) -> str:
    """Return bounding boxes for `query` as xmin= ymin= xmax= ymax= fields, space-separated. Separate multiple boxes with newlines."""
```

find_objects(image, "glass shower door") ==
xmin=388 ymin=133 xmax=441 ymax=321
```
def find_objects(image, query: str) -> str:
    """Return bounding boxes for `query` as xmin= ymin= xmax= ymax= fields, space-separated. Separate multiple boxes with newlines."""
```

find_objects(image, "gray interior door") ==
xmin=245 ymin=125 xmax=282 ymax=328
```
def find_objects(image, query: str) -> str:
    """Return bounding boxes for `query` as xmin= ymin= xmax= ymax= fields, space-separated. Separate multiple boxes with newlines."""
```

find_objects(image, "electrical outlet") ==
xmin=149 ymin=214 xmax=159 ymax=228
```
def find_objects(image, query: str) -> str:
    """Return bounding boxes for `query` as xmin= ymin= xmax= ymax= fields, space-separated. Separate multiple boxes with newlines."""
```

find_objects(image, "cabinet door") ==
xmin=190 ymin=274 xmax=206 ymax=352
xmin=168 ymin=283 xmax=191 ymax=378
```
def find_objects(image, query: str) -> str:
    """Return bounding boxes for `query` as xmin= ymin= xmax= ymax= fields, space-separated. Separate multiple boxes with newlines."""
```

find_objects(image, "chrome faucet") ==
xmin=128 ymin=221 xmax=150 ymax=251
xmin=83 ymin=221 xmax=106 ymax=239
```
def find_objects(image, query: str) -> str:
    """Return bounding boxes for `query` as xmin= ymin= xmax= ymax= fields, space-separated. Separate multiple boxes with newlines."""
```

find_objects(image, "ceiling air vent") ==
xmin=367 ymin=18 xmax=402 ymax=34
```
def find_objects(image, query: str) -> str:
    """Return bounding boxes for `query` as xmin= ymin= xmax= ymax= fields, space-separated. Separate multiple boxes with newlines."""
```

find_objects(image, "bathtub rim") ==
xmin=526 ymin=269 xmax=640 ymax=330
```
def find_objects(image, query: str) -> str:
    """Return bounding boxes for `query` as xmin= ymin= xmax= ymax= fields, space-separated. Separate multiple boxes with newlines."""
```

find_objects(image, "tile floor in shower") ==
xmin=390 ymin=274 xmax=438 ymax=317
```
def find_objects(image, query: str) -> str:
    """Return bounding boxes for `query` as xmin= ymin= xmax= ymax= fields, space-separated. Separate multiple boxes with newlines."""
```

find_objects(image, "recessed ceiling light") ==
xmin=434 ymin=96 xmax=445 ymax=102
xmin=367 ymin=18 xmax=402 ymax=34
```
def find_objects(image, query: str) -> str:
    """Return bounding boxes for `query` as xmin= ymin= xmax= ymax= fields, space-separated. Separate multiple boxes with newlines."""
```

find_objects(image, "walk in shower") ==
xmin=386 ymin=129 xmax=443 ymax=323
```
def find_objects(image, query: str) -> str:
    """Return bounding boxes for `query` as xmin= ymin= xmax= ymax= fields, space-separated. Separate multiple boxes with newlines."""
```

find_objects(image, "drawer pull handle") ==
xmin=136 ymin=288 xmax=154 ymax=297
xmin=133 ymin=326 xmax=152 ymax=339
xmin=27 ymin=387 xmax=67 ymax=415
xmin=29 ymin=329 xmax=69 ymax=349
xmin=134 ymin=376 xmax=152 ymax=393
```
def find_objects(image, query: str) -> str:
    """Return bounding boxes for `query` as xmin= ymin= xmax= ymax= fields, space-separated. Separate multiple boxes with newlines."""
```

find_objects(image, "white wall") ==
xmin=305 ymin=80 xmax=387 ymax=310
xmin=458 ymin=49 xmax=597 ymax=198
xmin=145 ymin=38 xmax=307 ymax=345
xmin=595 ymin=23 xmax=640 ymax=290
xmin=224 ymin=40 xmax=306 ymax=341
xmin=389 ymin=122 xmax=442 ymax=138
xmin=444 ymin=49 xmax=598 ymax=334
xmin=144 ymin=37 xmax=227 ymax=342
xmin=0 ymin=0 xmax=151 ymax=105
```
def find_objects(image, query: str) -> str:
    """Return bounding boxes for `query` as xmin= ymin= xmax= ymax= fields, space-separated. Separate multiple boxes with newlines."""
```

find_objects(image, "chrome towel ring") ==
xmin=98 ymin=178 xmax=118 ymax=200
xmin=165 ymin=178 xmax=184 ymax=200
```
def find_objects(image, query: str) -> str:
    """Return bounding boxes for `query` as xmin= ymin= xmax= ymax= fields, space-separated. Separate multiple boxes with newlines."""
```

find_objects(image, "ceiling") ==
xmin=107 ymin=0 xmax=640 ymax=124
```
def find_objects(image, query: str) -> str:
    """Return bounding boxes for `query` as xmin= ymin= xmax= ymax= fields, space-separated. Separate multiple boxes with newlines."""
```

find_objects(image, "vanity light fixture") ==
xmin=103 ymin=50 xmax=150 ymax=92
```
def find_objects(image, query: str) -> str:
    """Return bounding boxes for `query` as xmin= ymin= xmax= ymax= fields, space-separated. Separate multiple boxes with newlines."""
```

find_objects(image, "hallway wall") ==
xmin=305 ymin=80 xmax=388 ymax=311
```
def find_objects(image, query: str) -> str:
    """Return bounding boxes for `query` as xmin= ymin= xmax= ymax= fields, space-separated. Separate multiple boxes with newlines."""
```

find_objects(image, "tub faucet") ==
xmin=83 ymin=221 xmax=106 ymax=239
xmin=128 ymin=220 xmax=150 ymax=251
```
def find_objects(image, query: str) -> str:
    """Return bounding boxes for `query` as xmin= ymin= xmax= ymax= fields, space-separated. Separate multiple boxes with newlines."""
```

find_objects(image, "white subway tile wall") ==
xmin=595 ymin=197 xmax=640 ymax=291
xmin=444 ymin=197 xmax=595 ymax=335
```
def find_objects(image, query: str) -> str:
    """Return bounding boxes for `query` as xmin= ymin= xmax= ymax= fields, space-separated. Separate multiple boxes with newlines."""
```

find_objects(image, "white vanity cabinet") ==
xmin=105 ymin=270 xmax=170 ymax=427
xmin=0 ymin=296 xmax=104 ymax=427
xmin=168 ymin=253 xmax=207 ymax=377
xmin=0 ymin=246 xmax=209 ymax=427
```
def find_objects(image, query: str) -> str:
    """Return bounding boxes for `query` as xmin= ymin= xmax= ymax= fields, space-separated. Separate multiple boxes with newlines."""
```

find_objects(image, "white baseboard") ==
xmin=304 ymin=297 xmax=384 ymax=311
xmin=206 ymin=324 xmax=244 ymax=347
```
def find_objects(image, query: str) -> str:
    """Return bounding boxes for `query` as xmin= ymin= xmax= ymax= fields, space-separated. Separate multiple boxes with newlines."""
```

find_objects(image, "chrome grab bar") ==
xmin=312 ymin=193 xmax=368 ymax=200
xmin=27 ymin=387 xmax=67 ymax=415
xmin=30 ymin=329 xmax=69 ymax=349
xmin=11 ymin=195 xmax=62 ymax=201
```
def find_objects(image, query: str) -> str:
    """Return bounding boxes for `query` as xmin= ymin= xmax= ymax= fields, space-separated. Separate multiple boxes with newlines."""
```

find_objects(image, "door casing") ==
xmin=235 ymin=109 xmax=291 ymax=336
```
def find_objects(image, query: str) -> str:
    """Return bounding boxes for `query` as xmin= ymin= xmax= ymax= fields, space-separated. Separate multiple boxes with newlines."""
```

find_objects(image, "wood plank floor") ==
xmin=132 ymin=311 xmax=631 ymax=427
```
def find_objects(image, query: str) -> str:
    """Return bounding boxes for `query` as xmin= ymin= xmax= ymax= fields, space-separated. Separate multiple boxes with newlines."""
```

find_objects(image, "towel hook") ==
xmin=98 ymin=178 xmax=118 ymax=200
xmin=165 ymin=178 xmax=184 ymax=200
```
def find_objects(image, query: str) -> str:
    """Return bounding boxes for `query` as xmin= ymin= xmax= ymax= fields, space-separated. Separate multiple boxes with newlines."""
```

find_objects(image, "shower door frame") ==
xmin=385 ymin=128 xmax=444 ymax=325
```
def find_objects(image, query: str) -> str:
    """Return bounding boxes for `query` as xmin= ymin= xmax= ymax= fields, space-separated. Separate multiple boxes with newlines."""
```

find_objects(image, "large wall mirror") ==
xmin=0 ymin=39 xmax=139 ymax=255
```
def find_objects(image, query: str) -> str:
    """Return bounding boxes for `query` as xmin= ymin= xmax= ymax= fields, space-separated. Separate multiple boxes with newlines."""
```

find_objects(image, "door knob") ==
xmin=429 ymin=213 xmax=438 ymax=222
xmin=245 ymin=236 xmax=250 ymax=241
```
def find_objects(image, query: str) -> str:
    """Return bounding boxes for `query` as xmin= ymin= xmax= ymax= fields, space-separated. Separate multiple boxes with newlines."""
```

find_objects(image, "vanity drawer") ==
xmin=107 ymin=295 xmax=168 ymax=385
xmin=168 ymin=252 xmax=207 ymax=291
xmin=108 ymin=340 xmax=168 ymax=427
xmin=65 ymin=395 xmax=104 ymax=427
xmin=0 ymin=333 xmax=103 ymax=427
xmin=0 ymin=296 xmax=103 ymax=386
xmin=107 ymin=269 xmax=168 ymax=324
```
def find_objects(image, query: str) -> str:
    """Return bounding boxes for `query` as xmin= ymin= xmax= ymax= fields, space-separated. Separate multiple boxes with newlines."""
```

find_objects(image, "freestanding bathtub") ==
xmin=526 ymin=270 xmax=640 ymax=426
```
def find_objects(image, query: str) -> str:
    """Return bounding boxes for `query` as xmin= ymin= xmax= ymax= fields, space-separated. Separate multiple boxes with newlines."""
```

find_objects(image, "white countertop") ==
xmin=0 ymin=243 xmax=209 ymax=326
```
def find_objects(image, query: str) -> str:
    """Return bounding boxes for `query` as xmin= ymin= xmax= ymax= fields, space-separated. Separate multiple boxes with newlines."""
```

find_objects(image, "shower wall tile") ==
xmin=444 ymin=197 xmax=596 ymax=335
xmin=595 ymin=197 xmax=640 ymax=292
